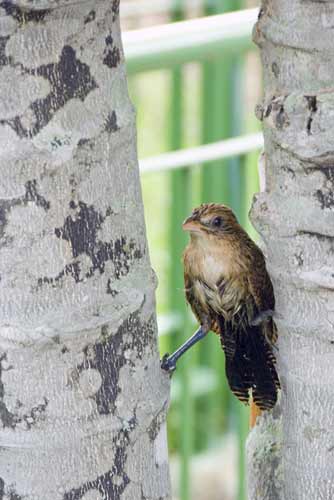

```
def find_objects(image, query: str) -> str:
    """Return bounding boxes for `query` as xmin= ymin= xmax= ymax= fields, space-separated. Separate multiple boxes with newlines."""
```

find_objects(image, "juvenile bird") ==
xmin=161 ymin=203 xmax=280 ymax=424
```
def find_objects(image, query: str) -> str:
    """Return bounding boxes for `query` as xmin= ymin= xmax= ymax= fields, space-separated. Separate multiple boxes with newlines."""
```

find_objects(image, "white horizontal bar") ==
xmin=122 ymin=8 xmax=258 ymax=61
xmin=139 ymin=132 xmax=263 ymax=174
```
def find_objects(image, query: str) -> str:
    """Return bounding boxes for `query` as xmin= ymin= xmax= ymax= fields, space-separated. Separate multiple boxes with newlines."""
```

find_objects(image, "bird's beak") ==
xmin=182 ymin=216 xmax=202 ymax=233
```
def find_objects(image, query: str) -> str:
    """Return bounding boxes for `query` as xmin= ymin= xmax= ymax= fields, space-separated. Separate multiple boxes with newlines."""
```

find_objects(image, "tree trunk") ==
xmin=247 ymin=1 xmax=334 ymax=499
xmin=0 ymin=2 xmax=171 ymax=499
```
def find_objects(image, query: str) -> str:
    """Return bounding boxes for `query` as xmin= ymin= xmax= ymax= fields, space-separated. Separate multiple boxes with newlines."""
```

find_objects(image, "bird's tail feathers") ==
xmin=249 ymin=327 xmax=279 ymax=410
xmin=219 ymin=318 xmax=279 ymax=411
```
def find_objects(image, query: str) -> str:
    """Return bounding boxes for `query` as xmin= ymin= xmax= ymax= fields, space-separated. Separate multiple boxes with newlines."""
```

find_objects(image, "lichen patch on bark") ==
xmin=63 ymin=429 xmax=130 ymax=500
xmin=104 ymin=111 xmax=119 ymax=134
xmin=0 ymin=477 xmax=23 ymax=500
xmin=0 ymin=3 xmax=50 ymax=24
xmin=103 ymin=35 xmax=121 ymax=69
xmin=76 ymin=312 xmax=154 ymax=415
xmin=0 ymin=353 xmax=49 ymax=430
xmin=0 ymin=179 xmax=50 ymax=249
xmin=0 ymin=354 xmax=17 ymax=429
xmin=4 ymin=46 xmax=97 ymax=138
xmin=32 ymin=201 xmax=144 ymax=287
xmin=0 ymin=36 xmax=10 ymax=66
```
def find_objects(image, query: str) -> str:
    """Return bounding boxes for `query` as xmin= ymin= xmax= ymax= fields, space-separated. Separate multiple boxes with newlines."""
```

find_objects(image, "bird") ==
xmin=161 ymin=203 xmax=280 ymax=425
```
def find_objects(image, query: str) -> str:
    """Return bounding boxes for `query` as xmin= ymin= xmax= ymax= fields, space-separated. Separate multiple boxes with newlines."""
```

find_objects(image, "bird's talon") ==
xmin=160 ymin=354 xmax=177 ymax=373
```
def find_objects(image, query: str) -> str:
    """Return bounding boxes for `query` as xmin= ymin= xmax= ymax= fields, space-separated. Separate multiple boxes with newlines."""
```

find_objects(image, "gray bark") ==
xmin=247 ymin=1 xmax=334 ymax=499
xmin=0 ymin=2 xmax=171 ymax=499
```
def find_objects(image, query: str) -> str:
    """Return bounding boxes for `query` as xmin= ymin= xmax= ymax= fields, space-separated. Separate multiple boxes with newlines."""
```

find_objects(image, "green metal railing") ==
xmin=168 ymin=6 xmax=193 ymax=498
xmin=123 ymin=5 xmax=261 ymax=500
xmin=200 ymin=2 xmax=247 ymax=499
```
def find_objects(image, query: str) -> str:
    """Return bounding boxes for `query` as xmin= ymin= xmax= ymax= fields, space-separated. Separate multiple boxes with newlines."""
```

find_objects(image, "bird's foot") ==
xmin=160 ymin=326 xmax=207 ymax=373
xmin=160 ymin=353 xmax=177 ymax=373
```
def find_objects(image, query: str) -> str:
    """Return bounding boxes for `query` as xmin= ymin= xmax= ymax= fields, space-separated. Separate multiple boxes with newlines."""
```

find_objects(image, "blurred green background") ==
xmin=122 ymin=1 xmax=262 ymax=499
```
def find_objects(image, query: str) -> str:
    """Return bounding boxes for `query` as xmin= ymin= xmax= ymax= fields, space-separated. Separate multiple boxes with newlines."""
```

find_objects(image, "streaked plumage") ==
xmin=183 ymin=203 xmax=280 ymax=411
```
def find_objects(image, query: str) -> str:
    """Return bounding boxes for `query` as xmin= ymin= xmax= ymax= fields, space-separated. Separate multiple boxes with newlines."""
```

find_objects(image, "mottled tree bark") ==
xmin=247 ymin=1 xmax=334 ymax=499
xmin=0 ymin=2 xmax=170 ymax=499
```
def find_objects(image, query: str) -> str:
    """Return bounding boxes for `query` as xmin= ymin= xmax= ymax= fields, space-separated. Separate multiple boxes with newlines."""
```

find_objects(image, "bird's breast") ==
xmin=184 ymin=239 xmax=251 ymax=320
xmin=200 ymin=253 xmax=228 ymax=285
xmin=184 ymin=242 xmax=231 ymax=285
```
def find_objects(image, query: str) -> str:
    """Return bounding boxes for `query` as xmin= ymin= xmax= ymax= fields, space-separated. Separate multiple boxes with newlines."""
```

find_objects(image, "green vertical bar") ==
xmin=168 ymin=3 xmax=193 ymax=500
xmin=200 ymin=2 xmax=249 ymax=500
xmin=199 ymin=0 xmax=238 ymax=451
xmin=169 ymin=66 xmax=186 ymax=358
xmin=169 ymin=162 xmax=192 ymax=500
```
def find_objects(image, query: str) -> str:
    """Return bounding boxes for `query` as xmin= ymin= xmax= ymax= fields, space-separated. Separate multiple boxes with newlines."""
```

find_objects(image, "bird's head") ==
xmin=182 ymin=203 xmax=239 ymax=239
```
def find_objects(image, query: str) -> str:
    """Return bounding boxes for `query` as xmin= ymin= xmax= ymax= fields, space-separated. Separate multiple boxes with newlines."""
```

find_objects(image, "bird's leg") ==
xmin=161 ymin=325 xmax=209 ymax=372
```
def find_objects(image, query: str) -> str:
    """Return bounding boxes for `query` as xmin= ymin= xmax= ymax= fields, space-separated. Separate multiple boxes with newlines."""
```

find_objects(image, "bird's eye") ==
xmin=212 ymin=216 xmax=223 ymax=228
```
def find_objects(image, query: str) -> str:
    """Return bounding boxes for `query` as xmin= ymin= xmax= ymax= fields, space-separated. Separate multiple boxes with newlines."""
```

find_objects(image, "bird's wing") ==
xmin=247 ymin=247 xmax=278 ymax=344
xmin=215 ymin=258 xmax=279 ymax=408
xmin=247 ymin=246 xmax=275 ymax=312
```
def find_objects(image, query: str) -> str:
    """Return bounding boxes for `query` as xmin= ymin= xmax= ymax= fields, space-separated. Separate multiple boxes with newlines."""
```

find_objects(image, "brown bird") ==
xmin=161 ymin=203 xmax=280 ymax=425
